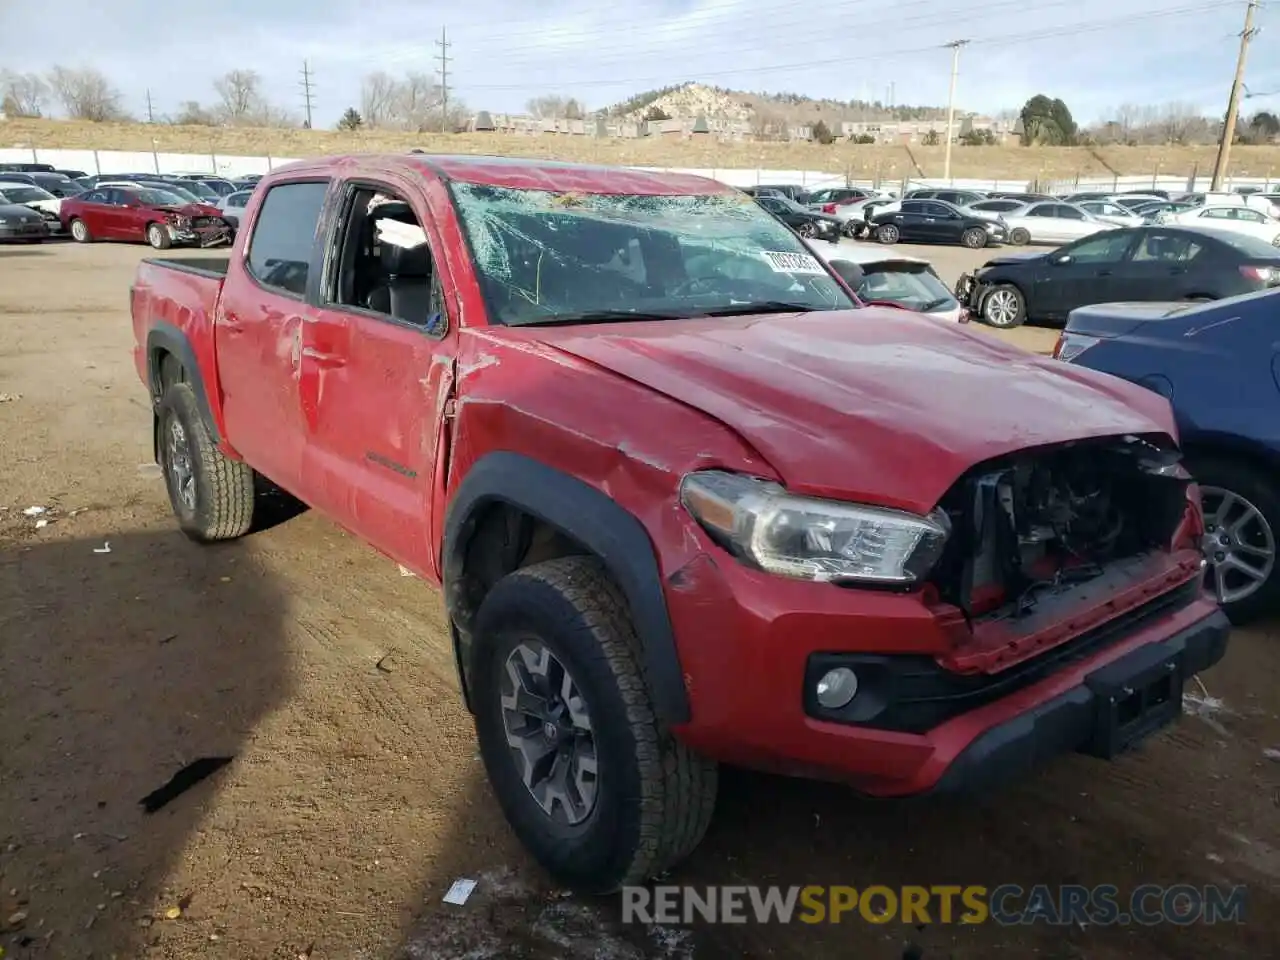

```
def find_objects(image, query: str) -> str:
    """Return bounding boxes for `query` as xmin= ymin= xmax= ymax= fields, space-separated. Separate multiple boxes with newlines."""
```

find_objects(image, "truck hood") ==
xmin=537 ymin=310 xmax=1174 ymax=513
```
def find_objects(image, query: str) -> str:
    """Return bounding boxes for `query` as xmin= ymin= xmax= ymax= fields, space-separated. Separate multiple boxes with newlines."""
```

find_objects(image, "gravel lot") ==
xmin=0 ymin=240 xmax=1276 ymax=960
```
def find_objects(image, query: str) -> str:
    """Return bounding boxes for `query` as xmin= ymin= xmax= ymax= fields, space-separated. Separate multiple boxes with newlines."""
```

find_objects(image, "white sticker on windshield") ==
xmin=761 ymin=250 xmax=826 ymax=275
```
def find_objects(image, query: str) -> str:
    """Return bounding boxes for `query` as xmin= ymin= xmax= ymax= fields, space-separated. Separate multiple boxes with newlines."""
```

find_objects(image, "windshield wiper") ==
xmin=918 ymin=297 xmax=954 ymax=312
xmin=509 ymin=309 xmax=685 ymax=327
xmin=690 ymin=300 xmax=826 ymax=317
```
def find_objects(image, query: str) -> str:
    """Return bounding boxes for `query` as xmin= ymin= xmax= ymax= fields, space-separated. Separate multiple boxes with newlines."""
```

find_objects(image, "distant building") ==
xmin=839 ymin=115 xmax=1014 ymax=145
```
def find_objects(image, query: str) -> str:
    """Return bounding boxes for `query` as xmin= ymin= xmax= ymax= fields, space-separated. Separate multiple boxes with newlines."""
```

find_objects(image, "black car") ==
xmin=753 ymin=183 xmax=811 ymax=203
xmin=0 ymin=171 xmax=81 ymax=197
xmin=752 ymin=194 xmax=841 ymax=241
xmin=0 ymin=202 xmax=50 ymax=242
xmin=0 ymin=162 xmax=56 ymax=173
xmin=955 ymin=225 xmax=1280 ymax=329
xmin=868 ymin=198 xmax=1005 ymax=249
xmin=903 ymin=188 xmax=988 ymax=207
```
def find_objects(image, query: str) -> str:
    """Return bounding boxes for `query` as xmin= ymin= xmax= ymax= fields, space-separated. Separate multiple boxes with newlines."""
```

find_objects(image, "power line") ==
xmin=1211 ymin=0 xmax=1260 ymax=189
xmin=449 ymin=1 xmax=1241 ymax=91
xmin=942 ymin=40 xmax=969 ymax=180
xmin=436 ymin=26 xmax=452 ymax=132
xmin=300 ymin=60 xmax=316 ymax=129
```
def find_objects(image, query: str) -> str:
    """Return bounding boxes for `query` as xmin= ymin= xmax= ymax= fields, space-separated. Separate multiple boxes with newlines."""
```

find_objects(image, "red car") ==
xmin=61 ymin=183 xmax=231 ymax=249
xmin=130 ymin=154 xmax=1228 ymax=894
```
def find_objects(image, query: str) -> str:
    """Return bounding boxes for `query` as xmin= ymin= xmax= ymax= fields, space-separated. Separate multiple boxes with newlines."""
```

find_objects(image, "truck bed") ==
xmin=141 ymin=256 xmax=230 ymax=279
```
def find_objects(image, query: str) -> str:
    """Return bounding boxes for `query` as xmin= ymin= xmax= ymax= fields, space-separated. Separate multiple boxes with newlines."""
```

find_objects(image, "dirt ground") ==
xmin=7 ymin=117 xmax=1280 ymax=182
xmin=0 ymin=240 xmax=1277 ymax=960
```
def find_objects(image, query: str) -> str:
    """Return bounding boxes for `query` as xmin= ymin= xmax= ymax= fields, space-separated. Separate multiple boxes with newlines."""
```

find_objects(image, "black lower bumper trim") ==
xmin=929 ymin=608 xmax=1230 ymax=795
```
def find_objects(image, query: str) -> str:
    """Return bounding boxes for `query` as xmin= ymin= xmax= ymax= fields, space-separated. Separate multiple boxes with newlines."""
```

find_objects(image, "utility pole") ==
xmin=1211 ymin=0 xmax=1260 ymax=191
xmin=942 ymin=40 xmax=969 ymax=182
xmin=300 ymin=60 xmax=315 ymax=130
xmin=436 ymin=26 xmax=452 ymax=133
xmin=145 ymin=89 xmax=155 ymax=123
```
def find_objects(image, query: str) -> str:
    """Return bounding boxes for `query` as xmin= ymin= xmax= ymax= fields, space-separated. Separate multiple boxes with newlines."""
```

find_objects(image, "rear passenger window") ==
xmin=246 ymin=181 xmax=329 ymax=297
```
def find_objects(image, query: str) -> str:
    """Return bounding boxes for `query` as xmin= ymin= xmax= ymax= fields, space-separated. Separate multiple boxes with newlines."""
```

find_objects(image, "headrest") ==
xmin=374 ymin=201 xmax=418 ymax=224
xmin=380 ymin=240 xmax=432 ymax=278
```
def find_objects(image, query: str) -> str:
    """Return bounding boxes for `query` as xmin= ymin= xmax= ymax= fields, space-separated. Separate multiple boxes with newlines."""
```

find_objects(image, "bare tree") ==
xmin=393 ymin=72 xmax=442 ymax=132
xmin=173 ymin=100 xmax=219 ymax=126
xmin=214 ymin=69 xmax=266 ymax=124
xmin=526 ymin=94 xmax=589 ymax=119
xmin=0 ymin=70 xmax=50 ymax=117
xmin=1157 ymin=102 xmax=1200 ymax=145
xmin=47 ymin=66 xmax=125 ymax=121
xmin=360 ymin=71 xmax=399 ymax=128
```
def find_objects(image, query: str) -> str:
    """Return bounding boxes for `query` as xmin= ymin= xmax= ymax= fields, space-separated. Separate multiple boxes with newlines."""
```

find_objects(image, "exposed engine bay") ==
xmin=930 ymin=435 xmax=1193 ymax=623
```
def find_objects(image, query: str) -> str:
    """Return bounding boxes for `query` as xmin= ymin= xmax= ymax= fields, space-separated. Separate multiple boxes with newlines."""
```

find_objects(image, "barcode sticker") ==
xmin=761 ymin=251 xmax=827 ymax=275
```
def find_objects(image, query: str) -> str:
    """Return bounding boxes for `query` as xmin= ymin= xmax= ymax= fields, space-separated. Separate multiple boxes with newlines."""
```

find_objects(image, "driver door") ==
xmin=1033 ymin=230 xmax=1138 ymax=321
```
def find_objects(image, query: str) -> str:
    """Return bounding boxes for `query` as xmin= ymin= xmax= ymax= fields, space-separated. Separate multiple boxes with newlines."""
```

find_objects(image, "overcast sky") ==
xmin=1 ymin=0 xmax=1277 ymax=125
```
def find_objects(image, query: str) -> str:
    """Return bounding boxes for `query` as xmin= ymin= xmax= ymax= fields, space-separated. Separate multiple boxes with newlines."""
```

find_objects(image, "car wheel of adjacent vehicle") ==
xmin=1272 ymin=234 xmax=1280 ymax=247
xmin=981 ymin=284 xmax=1026 ymax=328
xmin=69 ymin=218 xmax=92 ymax=243
xmin=157 ymin=380 xmax=256 ymax=542
xmin=875 ymin=224 xmax=900 ymax=244
xmin=1185 ymin=455 xmax=1280 ymax=624
xmin=797 ymin=221 xmax=818 ymax=238
xmin=961 ymin=227 xmax=989 ymax=249
xmin=470 ymin=556 xmax=719 ymax=894
xmin=841 ymin=220 xmax=860 ymax=238
xmin=1009 ymin=227 xmax=1031 ymax=246
xmin=147 ymin=223 xmax=172 ymax=250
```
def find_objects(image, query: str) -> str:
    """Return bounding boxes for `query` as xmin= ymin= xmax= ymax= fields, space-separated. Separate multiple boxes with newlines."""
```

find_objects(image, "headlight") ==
xmin=0 ymin=218 xmax=9 ymax=225
xmin=680 ymin=470 xmax=950 ymax=584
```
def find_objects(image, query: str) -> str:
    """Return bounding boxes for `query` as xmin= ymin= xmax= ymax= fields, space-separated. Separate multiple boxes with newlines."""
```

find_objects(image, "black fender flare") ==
xmin=145 ymin=322 xmax=221 ymax=445
xmin=443 ymin=451 xmax=691 ymax=725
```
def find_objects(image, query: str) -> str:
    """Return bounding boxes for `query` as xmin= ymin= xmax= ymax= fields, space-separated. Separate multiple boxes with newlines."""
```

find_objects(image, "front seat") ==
xmin=366 ymin=242 xmax=433 ymax=323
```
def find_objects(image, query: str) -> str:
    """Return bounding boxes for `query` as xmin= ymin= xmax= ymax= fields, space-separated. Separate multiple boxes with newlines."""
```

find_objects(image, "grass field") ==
xmin=5 ymin=117 xmax=1280 ymax=183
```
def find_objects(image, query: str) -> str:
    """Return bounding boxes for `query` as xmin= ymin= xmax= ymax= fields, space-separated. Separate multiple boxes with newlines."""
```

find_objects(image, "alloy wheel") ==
xmin=1201 ymin=485 xmax=1276 ymax=605
xmin=984 ymin=289 xmax=1020 ymax=326
xmin=500 ymin=639 xmax=598 ymax=826
xmin=164 ymin=416 xmax=197 ymax=511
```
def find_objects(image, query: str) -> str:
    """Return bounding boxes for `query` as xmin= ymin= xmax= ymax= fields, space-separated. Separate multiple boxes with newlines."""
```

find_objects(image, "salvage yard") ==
xmin=1 ymin=239 xmax=1278 ymax=960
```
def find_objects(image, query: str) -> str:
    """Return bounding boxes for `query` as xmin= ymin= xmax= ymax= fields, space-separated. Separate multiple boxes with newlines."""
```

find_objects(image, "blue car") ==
xmin=1055 ymin=286 xmax=1280 ymax=622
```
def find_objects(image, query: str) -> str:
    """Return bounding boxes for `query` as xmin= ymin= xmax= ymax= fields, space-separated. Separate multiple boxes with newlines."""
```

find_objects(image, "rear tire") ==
xmin=1185 ymin=455 xmax=1280 ymax=624
xmin=471 ymin=556 xmax=718 ymax=894
xmin=147 ymin=222 xmax=172 ymax=249
xmin=961 ymin=227 xmax=989 ymax=249
xmin=981 ymin=283 xmax=1027 ymax=328
xmin=1009 ymin=227 xmax=1031 ymax=246
xmin=69 ymin=218 xmax=92 ymax=243
xmin=157 ymin=381 xmax=255 ymax=541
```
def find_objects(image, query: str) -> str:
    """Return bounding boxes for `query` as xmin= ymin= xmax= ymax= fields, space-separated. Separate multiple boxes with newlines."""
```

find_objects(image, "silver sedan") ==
xmin=992 ymin=200 xmax=1118 ymax=246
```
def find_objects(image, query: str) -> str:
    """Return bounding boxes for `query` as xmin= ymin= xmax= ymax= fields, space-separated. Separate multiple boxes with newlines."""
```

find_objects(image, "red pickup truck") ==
xmin=131 ymin=154 xmax=1229 ymax=894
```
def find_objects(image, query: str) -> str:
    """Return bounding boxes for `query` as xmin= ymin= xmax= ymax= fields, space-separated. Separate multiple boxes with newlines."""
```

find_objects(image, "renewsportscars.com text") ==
xmin=622 ymin=884 xmax=1247 ymax=926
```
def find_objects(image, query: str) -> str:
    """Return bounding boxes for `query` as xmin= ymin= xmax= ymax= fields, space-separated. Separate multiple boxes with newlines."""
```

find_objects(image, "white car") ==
xmin=0 ymin=181 xmax=61 ymax=216
xmin=994 ymin=200 xmax=1117 ymax=246
xmin=807 ymin=241 xmax=965 ymax=322
xmin=1166 ymin=205 xmax=1280 ymax=245
xmin=1077 ymin=200 xmax=1145 ymax=227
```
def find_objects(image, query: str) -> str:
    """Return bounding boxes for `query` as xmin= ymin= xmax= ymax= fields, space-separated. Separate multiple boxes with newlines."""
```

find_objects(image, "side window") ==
xmin=80 ymin=190 xmax=106 ymax=203
xmin=245 ymin=181 xmax=329 ymax=298
xmin=1131 ymin=233 xmax=1204 ymax=262
xmin=1200 ymin=208 xmax=1232 ymax=219
xmin=1066 ymin=231 xmax=1134 ymax=263
xmin=1056 ymin=205 xmax=1086 ymax=220
xmin=901 ymin=200 xmax=926 ymax=214
xmin=326 ymin=185 xmax=445 ymax=334
xmin=1026 ymin=204 xmax=1053 ymax=218
xmin=1235 ymin=209 xmax=1265 ymax=222
xmin=759 ymin=198 xmax=784 ymax=213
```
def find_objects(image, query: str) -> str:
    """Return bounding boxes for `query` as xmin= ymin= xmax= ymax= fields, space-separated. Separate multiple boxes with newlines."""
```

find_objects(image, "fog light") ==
xmin=815 ymin=667 xmax=859 ymax=709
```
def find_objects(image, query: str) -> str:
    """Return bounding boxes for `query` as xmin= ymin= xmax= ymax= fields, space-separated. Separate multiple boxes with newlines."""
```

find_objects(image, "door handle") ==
xmin=1097 ymin=270 xmax=1113 ymax=277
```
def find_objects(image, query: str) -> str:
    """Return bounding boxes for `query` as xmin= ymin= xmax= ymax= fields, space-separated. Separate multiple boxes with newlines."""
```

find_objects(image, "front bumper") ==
xmin=667 ymin=539 xmax=1229 ymax=796
xmin=168 ymin=218 xmax=233 ymax=247
xmin=0 ymin=221 xmax=49 ymax=241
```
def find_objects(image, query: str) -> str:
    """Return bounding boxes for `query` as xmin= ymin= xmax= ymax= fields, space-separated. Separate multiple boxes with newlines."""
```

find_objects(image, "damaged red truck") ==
xmin=130 ymin=154 xmax=1229 ymax=894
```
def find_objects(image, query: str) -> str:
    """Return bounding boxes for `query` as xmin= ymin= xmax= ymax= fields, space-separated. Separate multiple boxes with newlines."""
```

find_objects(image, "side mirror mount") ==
xmin=1052 ymin=253 xmax=1073 ymax=265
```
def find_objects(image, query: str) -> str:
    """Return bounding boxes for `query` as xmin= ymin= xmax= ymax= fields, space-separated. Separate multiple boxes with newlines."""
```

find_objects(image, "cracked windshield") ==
xmin=450 ymin=183 xmax=854 ymax=325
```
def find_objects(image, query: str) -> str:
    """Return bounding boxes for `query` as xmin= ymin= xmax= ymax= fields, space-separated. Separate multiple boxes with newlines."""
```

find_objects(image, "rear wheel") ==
xmin=69 ymin=218 xmax=92 ymax=243
xmin=961 ymin=227 xmax=989 ymax=249
xmin=471 ymin=556 xmax=718 ymax=894
xmin=1186 ymin=455 xmax=1280 ymax=624
xmin=875 ymin=223 xmax=900 ymax=244
xmin=1009 ymin=227 xmax=1031 ymax=246
xmin=147 ymin=222 xmax=172 ymax=249
xmin=981 ymin=284 xmax=1026 ymax=328
xmin=157 ymin=381 xmax=255 ymax=541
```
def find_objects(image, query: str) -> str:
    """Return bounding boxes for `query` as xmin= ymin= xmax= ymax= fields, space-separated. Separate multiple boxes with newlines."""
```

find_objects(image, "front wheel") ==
xmin=961 ymin=227 xmax=989 ymax=249
xmin=1187 ymin=455 xmax=1280 ymax=624
xmin=1009 ymin=227 xmax=1031 ymax=246
xmin=875 ymin=223 xmax=900 ymax=244
xmin=841 ymin=220 xmax=861 ymax=239
xmin=471 ymin=556 xmax=719 ymax=894
xmin=796 ymin=221 xmax=818 ymax=238
xmin=981 ymin=283 xmax=1026 ymax=328
xmin=147 ymin=223 xmax=172 ymax=249
xmin=157 ymin=381 xmax=256 ymax=541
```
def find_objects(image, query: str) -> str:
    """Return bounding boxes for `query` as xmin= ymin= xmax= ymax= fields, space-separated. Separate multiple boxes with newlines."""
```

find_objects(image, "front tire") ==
xmin=796 ymin=221 xmax=818 ymax=238
xmin=69 ymin=218 xmax=92 ymax=243
xmin=981 ymin=283 xmax=1027 ymax=328
xmin=1186 ymin=455 xmax=1280 ymax=624
xmin=961 ymin=227 xmax=989 ymax=249
xmin=157 ymin=381 xmax=255 ymax=541
xmin=471 ymin=556 xmax=718 ymax=894
xmin=147 ymin=222 xmax=172 ymax=249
